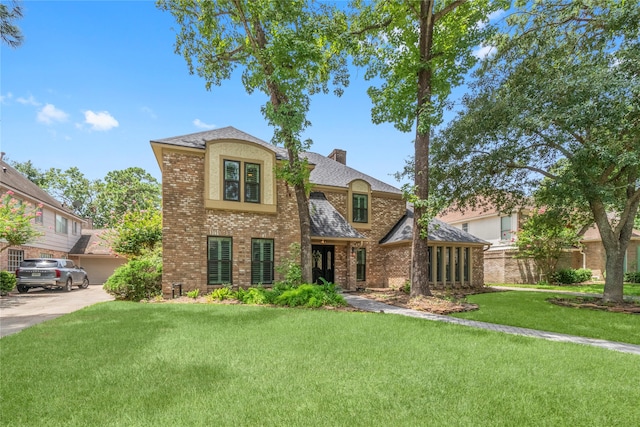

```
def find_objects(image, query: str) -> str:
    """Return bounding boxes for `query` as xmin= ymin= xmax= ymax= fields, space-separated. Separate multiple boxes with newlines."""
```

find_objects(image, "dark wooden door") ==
xmin=312 ymin=245 xmax=335 ymax=284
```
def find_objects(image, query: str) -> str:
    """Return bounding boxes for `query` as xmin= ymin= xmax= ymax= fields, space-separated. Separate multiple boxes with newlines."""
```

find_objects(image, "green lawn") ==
xmin=1 ymin=302 xmax=639 ymax=426
xmin=453 ymin=290 xmax=640 ymax=344
xmin=489 ymin=282 xmax=640 ymax=296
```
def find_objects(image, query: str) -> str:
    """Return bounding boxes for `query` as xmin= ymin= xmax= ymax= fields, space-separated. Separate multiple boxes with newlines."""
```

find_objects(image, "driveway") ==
xmin=0 ymin=285 xmax=114 ymax=338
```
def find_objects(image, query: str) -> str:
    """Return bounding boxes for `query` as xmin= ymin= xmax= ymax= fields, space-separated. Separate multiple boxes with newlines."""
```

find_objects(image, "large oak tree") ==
xmin=431 ymin=0 xmax=640 ymax=302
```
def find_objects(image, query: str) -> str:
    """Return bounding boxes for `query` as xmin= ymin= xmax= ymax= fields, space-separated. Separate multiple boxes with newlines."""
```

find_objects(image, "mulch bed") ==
xmin=548 ymin=296 xmax=640 ymax=314
xmin=353 ymin=288 xmax=483 ymax=315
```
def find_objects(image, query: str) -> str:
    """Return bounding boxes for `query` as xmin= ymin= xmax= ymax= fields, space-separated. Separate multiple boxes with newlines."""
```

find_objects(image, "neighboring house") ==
xmin=0 ymin=155 xmax=124 ymax=284
xmin=69 ymin=229 xmax=126 ymax=284
xmin=150 ymin=126 xmax=488 ymax=296
xmin=438 ymin=202 xmax=640 ymax=283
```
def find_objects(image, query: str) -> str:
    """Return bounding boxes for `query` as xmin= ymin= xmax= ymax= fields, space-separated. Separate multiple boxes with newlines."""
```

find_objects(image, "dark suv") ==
xmin=15 ymin=258 xmax=89 ymax=293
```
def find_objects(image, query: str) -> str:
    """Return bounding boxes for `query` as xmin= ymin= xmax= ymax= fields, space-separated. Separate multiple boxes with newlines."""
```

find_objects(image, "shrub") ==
xmin=550 ymin=268 xmax=592 ymax=285
xmin=186 ymin=289 xmax=200 ymax=299
xmin=206 ymin=285 xmax=236 ymax=302
xmin=103 ymin=254 xmax=162 ymax=301
xmin=237 ymin=286 xmax=268 ymax=305
xmin=275 ymin=280 xmax=346 ymax=308
xmin=0 ymin=271 xmax=16 ymax=295
xmin=275 ymin=243 xmax=303 ymax=287
xmin=624 ymin=271 xmax=640 ymax=283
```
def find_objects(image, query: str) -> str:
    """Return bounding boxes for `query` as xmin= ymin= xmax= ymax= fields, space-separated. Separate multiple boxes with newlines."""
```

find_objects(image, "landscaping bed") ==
xmin=548 ymin=296 xmax=640 ymax=314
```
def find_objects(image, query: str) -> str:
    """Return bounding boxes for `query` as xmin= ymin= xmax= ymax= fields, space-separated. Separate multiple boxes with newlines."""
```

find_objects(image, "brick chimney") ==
xmin=328 ymin=149 xmax=346 ymax=165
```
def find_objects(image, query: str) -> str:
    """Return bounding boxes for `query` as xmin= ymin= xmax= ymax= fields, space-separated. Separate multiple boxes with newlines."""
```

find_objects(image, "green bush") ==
xmin=624 ymin=271 xmax=640 ymax=283
xmin=206 ymin=285 xmax=236 ymax=302
xmin=103 ymin=254 xmax=162 ymax=301
xmin=551 ymin=268 xmax=592 ymax=285
xmin=275 ymin=280 xmax=346 ymax=308
xmin=236 ymin=286 xmax=268 ymax=305
xmin=0 ymin=271 xmax=16 ymax=294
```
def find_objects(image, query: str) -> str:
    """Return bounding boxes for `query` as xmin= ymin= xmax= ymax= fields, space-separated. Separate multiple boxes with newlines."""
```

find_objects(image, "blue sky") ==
xmin=1 ymin=1 xmax=497 ymax=186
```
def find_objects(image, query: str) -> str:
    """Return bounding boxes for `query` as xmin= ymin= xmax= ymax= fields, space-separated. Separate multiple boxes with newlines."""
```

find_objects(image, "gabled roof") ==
xmin=309 ymin=192 xmax=365 ymax=240
xmin=0 ymin=159 xmax=81 ymax=219
xmin=151 ymin=126 xmax=289 ymax=160
xmin=69 ymin=229 xmax=115 ymax=256
xmin=380 ymin=208 xmax=489 ymax=246
xmin=151 ymin=126 xmax=401 ymax=195
xmin=305 ymin=152 xmax=401 ymax=194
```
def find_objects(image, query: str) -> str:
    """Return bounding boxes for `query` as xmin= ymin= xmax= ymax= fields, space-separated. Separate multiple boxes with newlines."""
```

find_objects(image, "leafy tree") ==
xmin=11 ymin=162 xmax=161 ymax=229
xmin=430 ymin=0 xmax=640 ymax=302
xmin=106 ymin=209 xmax=162 ymax=258
xmin=92 ymin=167 xmax=161 ymax=228
xmin=0 ymin=190 xmax=43 ymax=253
xmin=351 ymin=0 xmax=505 ymax=296
xmin=514 ymin=208 xmax=582 ymax=282
xmin=157 ymin=0 xmax=350 ymax=283
xmin=0 ymin=0 xmax=23 ymax=48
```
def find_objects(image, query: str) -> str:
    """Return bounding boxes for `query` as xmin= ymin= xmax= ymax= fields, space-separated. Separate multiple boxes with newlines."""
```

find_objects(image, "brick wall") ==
xmin=161 ymin=150 xmax=302 ymax=296
xmin=1 ymin=245 xmax=69 ymax=271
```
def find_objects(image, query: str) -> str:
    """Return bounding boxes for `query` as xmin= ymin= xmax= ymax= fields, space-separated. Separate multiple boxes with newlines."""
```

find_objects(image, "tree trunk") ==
xmin=602 ymin=249 xmax=625 ymax=303
xmin=289 ymin=151 xmax=313 ymax=284
xmin=410 ymin=0 xmax=435 ymax=297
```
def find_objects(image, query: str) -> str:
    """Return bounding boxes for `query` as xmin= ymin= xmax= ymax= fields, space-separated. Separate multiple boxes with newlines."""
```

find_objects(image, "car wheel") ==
xmin=17 ymin=285 xmax=29 ymax=294
xmin=80 ymin=277 xmax=89 ymax=289
xmin=64 ymin=277 xmax=73 ymax=292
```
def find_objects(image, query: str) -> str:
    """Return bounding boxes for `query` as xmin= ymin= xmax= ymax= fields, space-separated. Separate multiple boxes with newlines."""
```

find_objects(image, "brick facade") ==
xmin=158 ymin=133 xmax=489 ymax=295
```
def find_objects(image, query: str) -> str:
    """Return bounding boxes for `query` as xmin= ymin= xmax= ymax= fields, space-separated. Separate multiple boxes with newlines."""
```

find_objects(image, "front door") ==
xmin=312 ymin=245 xmax=335 ymax=284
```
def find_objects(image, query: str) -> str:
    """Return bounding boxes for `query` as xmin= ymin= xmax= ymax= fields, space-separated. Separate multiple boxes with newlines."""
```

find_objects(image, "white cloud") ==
xmin=17 ymin=95 xmax=41 ymax=106
xmin=487 ymin=9 xmax=506 ymax=22
xmin=0 ymin=92 xmax=13 ymax=104
xmin=37 ymin=103 xmax=69 ymax=124
xmin=84 ymin=110 xmax=119 ymax=131
xmin=193 ymin=118 xmax=216 ymax=130
xmin=473 ymin=44 xmax=496 ymax=59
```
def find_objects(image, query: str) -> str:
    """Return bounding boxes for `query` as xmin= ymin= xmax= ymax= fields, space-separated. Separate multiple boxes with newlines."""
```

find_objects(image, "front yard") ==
xmin=1 ymin=300 xmax=639 ymax=426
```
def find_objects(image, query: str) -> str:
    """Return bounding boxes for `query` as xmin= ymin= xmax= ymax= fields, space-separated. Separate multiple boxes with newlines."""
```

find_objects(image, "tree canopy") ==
xmin=0 ymin=1 xmax=23 ymax=48
xmin=0 ymin=190 xmax=42 ymax=253
xmin=11 ymin=162 xmax=161 ymax=229
xmin=431 ymin=0 xmax=640 ymax=302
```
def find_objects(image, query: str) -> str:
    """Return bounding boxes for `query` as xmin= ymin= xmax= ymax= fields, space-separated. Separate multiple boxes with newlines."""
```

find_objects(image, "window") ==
xmin=8 ymin=249 xmax=24 ymax=273
xmin=245 ymin=163 xmax=261 ymax=203
xmin=40 ymin=253 xmax=53 ymax=259
xmin=208 ymin=237 xmax=232 ymax=285
xmin=72 ymin=221 xmax=79 ymax=235
xmin=436 ymin=247 xmax=442 ymax=282
xmin=352 ymin=194 xmax=368 ymax=223
xmin=463 ymin=248 xmax=470 ymax=282
xmin=55 ymin=214 xmax=68 ymax=234
xmin=462 ymin=223 xmax=468 ymax=233
xmin=500 ymin=216 xmax=512 ymax=241
xmin=251 ymin=239 xmax=274 ymax=284
xmin=35 ymin=207 xmax=43 ymax=224
xmin=445 ymin=247 xmax=452 ymax=282
xmin=356 ymin=248 xmax=366 ymax=281
xmin=223 ymin=160 xmax=240 ymax=201
xmin=455 ymin=247 xmax=461 ymax=282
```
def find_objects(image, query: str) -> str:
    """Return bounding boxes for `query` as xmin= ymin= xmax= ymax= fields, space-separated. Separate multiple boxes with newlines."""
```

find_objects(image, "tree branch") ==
xmin=350 ymin=17 xmax=393 ymax=36
xmin=434 ymin=0 xmax=467 ymax=23
xmin=506 ymin=163 xmax=558 ymax=180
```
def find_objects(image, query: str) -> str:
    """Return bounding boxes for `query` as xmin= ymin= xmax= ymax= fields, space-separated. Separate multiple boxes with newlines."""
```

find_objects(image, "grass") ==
xmin=489 ymin=282 xmax=640 ymax=296
xmin=1 ymin=301 xmax=639 ymax=426
xmin=452 ymin=291 xmax=640 ymax=344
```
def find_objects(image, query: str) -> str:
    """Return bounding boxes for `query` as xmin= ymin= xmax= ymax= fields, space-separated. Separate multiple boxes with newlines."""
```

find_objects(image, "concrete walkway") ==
xmin=342 ymin=293 xmax=640 ymax=356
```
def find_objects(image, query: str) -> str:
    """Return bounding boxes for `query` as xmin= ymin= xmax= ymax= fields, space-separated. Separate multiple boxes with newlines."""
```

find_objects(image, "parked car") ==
xmin=15 ymin=258 xmax=89 ymax=293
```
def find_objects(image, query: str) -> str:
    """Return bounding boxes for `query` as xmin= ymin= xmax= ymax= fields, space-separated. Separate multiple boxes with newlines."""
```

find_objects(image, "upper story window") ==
xmin=72 ymin=221 xmax=79 ymax=235
xmin=35 ymin=207 xmax=44 ymax=224
xmin=223 ymin=160 xmax=261 ymax=204
xmin=224 ymin=160 xmax=240 ymax=201
xmin=461 ymin=223 xmax=468 ymax=233
xmin=500 ymin=216 xmax=512 ymax=241
xmin=55 ymin=214 xmax=68 ymax=234
xmin=352 ymin=194 xmax=368 ymax=223
xmin=245 ymin=163 xmax=260 ymax=203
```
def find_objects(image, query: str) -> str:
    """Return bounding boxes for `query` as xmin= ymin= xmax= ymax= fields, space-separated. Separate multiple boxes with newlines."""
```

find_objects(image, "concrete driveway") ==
xmin=0 ymin=285 xmax=114 ymax=338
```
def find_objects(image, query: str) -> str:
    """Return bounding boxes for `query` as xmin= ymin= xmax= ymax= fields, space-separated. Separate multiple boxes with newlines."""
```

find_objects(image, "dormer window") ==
xmin=352 ymin=194 xmax=368 ymax=223
xmin=223 ymin=160 xmax=261 ymax=203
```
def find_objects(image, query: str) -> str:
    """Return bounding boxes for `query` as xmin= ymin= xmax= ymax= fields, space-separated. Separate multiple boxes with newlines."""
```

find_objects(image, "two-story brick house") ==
xmin=151 ymin=127 xmax=488 ymax=296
